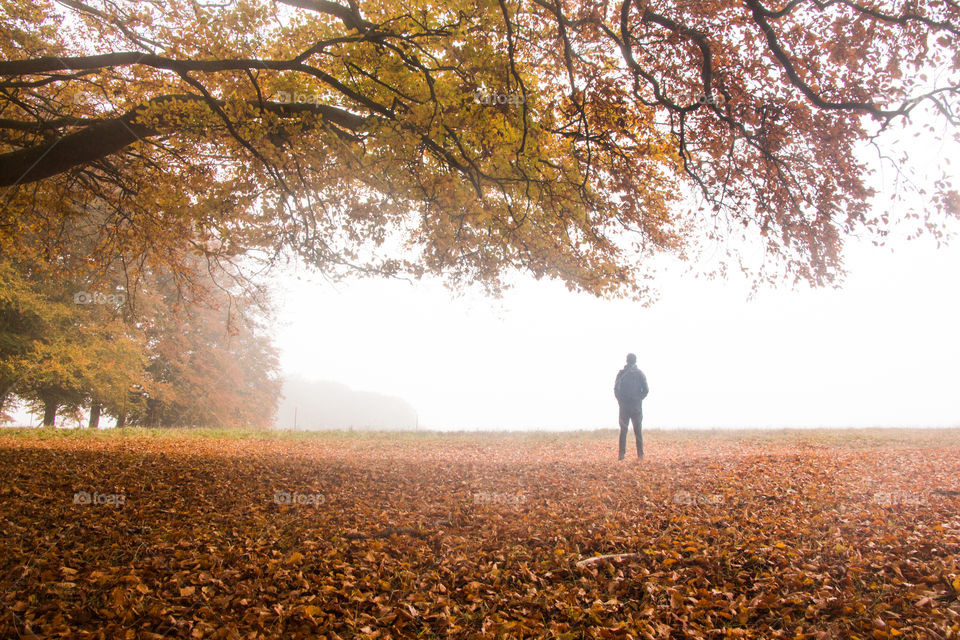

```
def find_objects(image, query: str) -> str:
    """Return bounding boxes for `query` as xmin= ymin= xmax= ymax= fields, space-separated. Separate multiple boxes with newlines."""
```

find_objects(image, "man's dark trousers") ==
xmin=618 ymin=401 xmax=643 ymax=459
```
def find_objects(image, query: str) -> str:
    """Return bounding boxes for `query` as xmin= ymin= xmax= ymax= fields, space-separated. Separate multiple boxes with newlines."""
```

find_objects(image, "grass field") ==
xmin=1 ymin=428 xmax=958 ymax=639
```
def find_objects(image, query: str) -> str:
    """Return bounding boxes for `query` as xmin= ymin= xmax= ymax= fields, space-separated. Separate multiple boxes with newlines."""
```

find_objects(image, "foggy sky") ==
xmin=275 ymin=229 xmax=960 ymax=431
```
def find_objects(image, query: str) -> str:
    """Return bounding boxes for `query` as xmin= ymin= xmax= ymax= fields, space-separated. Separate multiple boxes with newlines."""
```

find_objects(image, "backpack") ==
xmin=618 ymin=368 xmax=646 ymax=403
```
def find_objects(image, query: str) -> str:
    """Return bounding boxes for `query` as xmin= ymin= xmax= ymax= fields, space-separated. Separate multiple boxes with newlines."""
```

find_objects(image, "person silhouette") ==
xmin=614 ymin=353 xmax=649 ymax=460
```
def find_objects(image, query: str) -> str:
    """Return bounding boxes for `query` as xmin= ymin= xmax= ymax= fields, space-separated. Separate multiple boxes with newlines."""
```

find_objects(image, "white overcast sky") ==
xmin=275 ymin=221 xmax=960 ymax=431
xmin=276 ymin=114 xmax=960 ymax=431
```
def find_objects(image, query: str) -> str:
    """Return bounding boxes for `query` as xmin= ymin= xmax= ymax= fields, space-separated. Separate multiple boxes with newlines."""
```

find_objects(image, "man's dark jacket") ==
xmin=614 ymin=363 xmax=649 ymax=407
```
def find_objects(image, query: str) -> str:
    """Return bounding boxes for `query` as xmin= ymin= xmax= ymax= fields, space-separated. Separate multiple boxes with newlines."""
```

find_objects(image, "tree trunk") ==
xmin=0 ymin=377 xmax=15 ymax=417
xmin=147 ymin=398 xmax=160 ymax=428
xmin=88 ymin=402 xmax=102 ymax=429
xmin=116 ymin=412 xmax=126 ymax=428
xmin=42 ymin=397 xmax=58 ymax=427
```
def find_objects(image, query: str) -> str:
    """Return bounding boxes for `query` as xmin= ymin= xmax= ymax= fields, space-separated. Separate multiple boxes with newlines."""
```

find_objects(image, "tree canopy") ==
xmin=1 ymin=0 xmax=956 ymax=299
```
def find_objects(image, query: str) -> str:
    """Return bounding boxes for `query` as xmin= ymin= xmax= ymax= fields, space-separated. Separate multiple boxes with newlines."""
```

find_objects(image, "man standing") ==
xmin=614 ymin=353 xmax=649 ymax=460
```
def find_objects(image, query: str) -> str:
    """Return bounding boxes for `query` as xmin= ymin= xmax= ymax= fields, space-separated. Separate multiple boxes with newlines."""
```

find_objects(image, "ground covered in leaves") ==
xmin=1 ymin=428 xmax=959 ymax=639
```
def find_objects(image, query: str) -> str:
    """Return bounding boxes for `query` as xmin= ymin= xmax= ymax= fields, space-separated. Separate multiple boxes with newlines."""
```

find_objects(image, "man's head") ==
xmin=626 ymin=353 xmax=637 ymax=365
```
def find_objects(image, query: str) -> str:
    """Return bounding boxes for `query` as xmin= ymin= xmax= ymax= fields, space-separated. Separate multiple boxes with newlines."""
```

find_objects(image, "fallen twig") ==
xmin=575 ymin=553 xmax=643 ymax=569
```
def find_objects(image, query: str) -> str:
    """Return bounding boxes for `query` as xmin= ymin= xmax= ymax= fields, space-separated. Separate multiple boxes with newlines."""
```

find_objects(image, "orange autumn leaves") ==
xmin=2 ymin=1 xmax=958 ymax=299
xmin=0 ymin=430 xmax=958 ymax=639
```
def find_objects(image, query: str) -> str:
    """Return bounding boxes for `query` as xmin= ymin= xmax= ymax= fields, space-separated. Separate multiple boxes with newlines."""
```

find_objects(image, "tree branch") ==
xmin=0 ymin=95 xmax=367 ymax=186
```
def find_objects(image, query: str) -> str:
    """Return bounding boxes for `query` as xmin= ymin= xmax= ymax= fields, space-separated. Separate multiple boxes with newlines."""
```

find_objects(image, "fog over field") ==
xmin=277 ymin=378 xmax=418 ymax=430
xmin=276 ymin=230 xmax=960 ymax=431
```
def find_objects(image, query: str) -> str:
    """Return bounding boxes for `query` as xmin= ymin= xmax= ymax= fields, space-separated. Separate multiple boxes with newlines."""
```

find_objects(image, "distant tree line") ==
xmin=0 ymin=206 xmax=280 ymax=428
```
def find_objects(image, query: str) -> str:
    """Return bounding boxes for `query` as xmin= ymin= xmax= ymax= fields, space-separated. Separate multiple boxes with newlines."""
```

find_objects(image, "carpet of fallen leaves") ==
xmin=1 ymin=430 xmax=959 ymax=639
